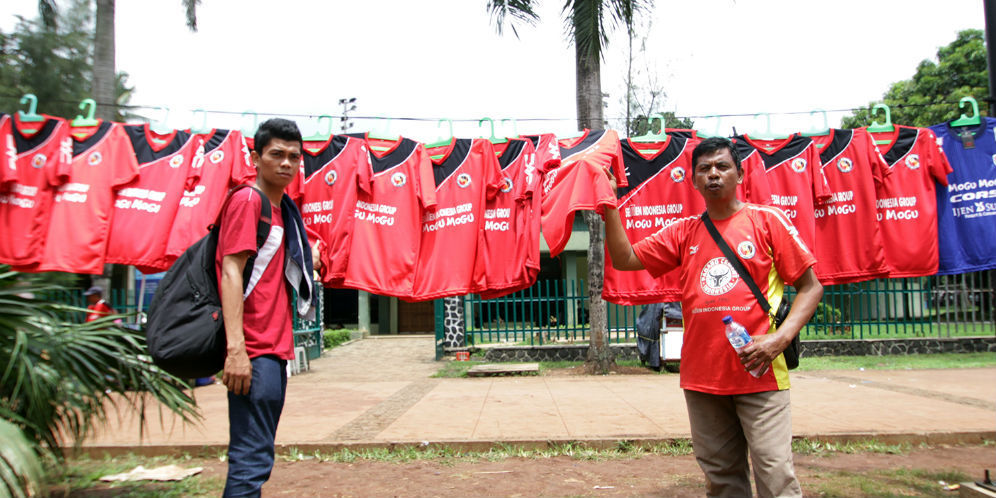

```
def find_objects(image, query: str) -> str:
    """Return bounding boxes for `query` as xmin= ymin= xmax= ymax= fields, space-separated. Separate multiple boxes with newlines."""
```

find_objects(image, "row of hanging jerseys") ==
xmin=1 ymin=111 xmax=994 ymax=304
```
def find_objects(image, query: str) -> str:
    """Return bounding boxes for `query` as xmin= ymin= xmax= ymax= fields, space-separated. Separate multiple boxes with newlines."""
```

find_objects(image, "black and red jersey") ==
xmin=733 ymin=134 xmax=830 ymax=253
xmin=165 ymin=129 xmax=256 ymax=262
xmin=292 ymin=135 xmax=370 ymax=287
xmin=342 ymin=135 xmax=437 ymax=298
xmin=541 ymin=129 xmax=627 ymax=257
xmin=603 ymin=136 xmax=702 ymax=305
xmin=414 ymin=138 xmax=503 ymax=300
xmin=809 ymin=129 xmax=891 ymax=284
xmin=729 ymin=138 xmax=774 ymax=205
xmin=475 ymin=138 xmax=542 ymax=299
xmin=0 ymin=114 xmax=72 ymax=266
xmin=105 ymin=124 xmax=203 ymax=273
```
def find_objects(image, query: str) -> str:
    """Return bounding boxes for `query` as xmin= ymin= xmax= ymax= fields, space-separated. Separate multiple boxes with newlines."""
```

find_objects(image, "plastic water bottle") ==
xmin=723 ymin=315 xmax=767 ymax=378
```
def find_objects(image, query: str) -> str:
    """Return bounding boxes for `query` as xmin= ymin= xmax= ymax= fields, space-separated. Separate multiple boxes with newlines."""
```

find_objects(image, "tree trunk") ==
xmin=92 ymin=0 xmax=115 ymax=122
xmin=574 ymin=26 xmax=612 ymax=374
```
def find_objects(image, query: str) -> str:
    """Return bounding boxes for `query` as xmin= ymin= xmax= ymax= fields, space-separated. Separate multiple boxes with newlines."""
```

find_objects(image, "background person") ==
xmin=83 ymin=286 xmax=115 ymax=322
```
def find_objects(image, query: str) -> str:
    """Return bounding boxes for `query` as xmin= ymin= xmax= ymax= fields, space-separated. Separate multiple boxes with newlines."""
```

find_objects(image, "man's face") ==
xmin=692 ymin=148 xmax=743 ymax=201
xmin=252 ymin=138 xmax=301 ymax=189
xmin=86 ymin=294 xmax=100 ymax=305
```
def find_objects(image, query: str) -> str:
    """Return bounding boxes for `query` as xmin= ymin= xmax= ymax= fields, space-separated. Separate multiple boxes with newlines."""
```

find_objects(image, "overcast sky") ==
xmin=4 ymin=0 xmax=988 ymax=140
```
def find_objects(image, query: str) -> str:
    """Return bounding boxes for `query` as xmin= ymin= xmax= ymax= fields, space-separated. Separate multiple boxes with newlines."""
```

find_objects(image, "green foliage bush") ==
xmin=323 ymin=329 xmax=353 ymax=350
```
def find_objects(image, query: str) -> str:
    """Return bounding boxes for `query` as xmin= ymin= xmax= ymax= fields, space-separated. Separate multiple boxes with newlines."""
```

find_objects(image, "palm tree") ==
xmin=487 ymin=0 xmax=650 ymax=373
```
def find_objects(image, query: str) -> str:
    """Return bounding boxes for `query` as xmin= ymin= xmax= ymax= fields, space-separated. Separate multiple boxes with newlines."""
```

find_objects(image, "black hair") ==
xmin=253 ymin=118 xmax=303 ymax=155
xmin=692 ymin=137 xmax=741 ymax=173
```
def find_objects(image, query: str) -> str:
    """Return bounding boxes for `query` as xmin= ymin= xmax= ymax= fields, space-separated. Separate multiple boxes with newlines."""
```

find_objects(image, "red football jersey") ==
xmin=165 ymin=129 xmax=256 ymax=261
xmin=520 ymin=133 xmax=562 ymax=171
xmin=105 ymin=124 xmax=203 ymax=273
xmin=414 ymin=138 xmax=502 ymax=300
xmin=809 ymin=129 xmax=891 ymax=284
xmin=476 ymin=138 xmax=542 ymax=299
xmin=292 ymin=135 xmax=370 ymax=287
xmin=867 ymin=126 xmax=952 ymax=277
xmin=0 ymin=113 xmax=16 ymax=189
xmin=541 ymin=129 xmax=628 ymax=257
xmin=735 ymin=134 xmax=830 ymax=253
xmin=603 ymin=136 xmax=703 ymax=304
xmin=730 ymin=139 xmax=774 ymax=205
xmin=342 ymin=135 xmax=437 ymax=298
xmin=31 ymin=121 xmax=140 ymax=274
xmin=0 ymin=115 xmax=72 ymax=266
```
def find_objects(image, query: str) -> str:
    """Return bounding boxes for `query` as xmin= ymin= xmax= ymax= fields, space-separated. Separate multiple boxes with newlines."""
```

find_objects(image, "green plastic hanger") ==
xmin=241 ymin=110 xmax=259 ymax=136
xmin=367 ymin=118 xmax=399 ymax=141
xmin=17 ymin=94 xmax=44 ymax=123
xmin=479 ymin=117 xmax=507 ymax=144
xmin=747 ymin=113 xmax=789 ymax=141
xmin=501 ymin=118 xmax=518 ymax=138
xmin=303 ymin=115 xmax=334 ymax=143
xmin=149 ymin=106 xmax=173 ymax=136
xmin=866 ymin=103 xmax=894 ymax=145
xmin=189 ymin=108 xmax=212 ymax=134
xmin=800 ymin=109 xmax=830 ymax=139
xmin=631 ymin=113 xmax=668 ymax=143
xmin=949 ymin=96 xmax=981 ymax=127
xmin=695 ymin=115 xmax=721 ymax=138
xmin=71 ymin=98 xmax=100 ymax=128
xmin=425 ymin=119 xmax=454 ymax=160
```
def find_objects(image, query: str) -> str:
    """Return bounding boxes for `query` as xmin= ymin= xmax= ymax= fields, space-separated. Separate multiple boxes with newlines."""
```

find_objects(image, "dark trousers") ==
xmin=223 ymin=355 xmax=287 ymax=497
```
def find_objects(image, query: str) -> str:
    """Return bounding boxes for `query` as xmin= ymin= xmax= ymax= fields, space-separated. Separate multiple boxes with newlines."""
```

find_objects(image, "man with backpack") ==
xmin=217 ymin=118 xmax=320 ymax=497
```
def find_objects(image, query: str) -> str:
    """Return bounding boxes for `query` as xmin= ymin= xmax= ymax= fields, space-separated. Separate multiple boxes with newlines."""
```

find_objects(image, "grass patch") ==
xmin=47 ymin=453 xmax=222 ymax=497
xmin=795 ymin=352 xmax=996 ymax=371
xmin=431 ymin=360 xmax=479 ymax=378
xmin=322 ymin=328 xmax=355 ymax=349
xmin=811 ymin=468 xmax=971 ymax=497
xmin=792 ymin=438 xmax=913 ymax=456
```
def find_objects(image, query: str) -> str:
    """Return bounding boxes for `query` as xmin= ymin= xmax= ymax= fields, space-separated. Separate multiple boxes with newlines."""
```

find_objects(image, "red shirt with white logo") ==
xmin=291 ymin=135 xmax=371 ymax=287
xmin=541 ymin=129 xmax=628 ymax=257
xmin=867 ymin=126 xmax=953 ymax=277
xmin=105 ymin=124 xmax=202 ymax=273
xmin=415 ymin=138 xmax=502 ymax=300
xmin=0 ymin=115 xmax=72 ymax=266
xmin=343 ymin=135 xmax=437 ymax=299
xmin=633 ymin=204 xmax=816 ymax=395
xmin=730 ymin=139 xmax=774 ymax=205
xmin=809 ymin=129 xmax=891 ymax=284
xmin=520 ymin=133 xmax=562 ymax=171
xmin=604 ymin=136 xmax=703 ymax=304
xmin=475 ymin=138 xmax=543 ymax=299
xmin=33 ymin=121 xmax=140 ymax=274
xmin=165 ymin=129 xmax=256 ymax=262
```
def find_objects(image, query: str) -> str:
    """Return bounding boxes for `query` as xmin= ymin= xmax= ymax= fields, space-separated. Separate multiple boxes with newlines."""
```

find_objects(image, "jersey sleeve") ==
xmin=415 ymin=144 xmax=437 ymax=211
xmin=50 ymin=128 xmax=73 ymax=188
xmin=739 ymin=152 xmax=773 ymax=205
xmin=925 ymin=128 xmax=953 ymax=186
xmin=809 ymin=143 xmax=831 ymax=204
xmin=863 ymin=130 xmax=891 ymax=188
xmin=764 ymin=207 xmax=817 ymax=285
xmin=480 ymin=141 xmax=504 ymax=201
xmin=631 ymin=220 xmax=686 ymax=278
xmin=604 ymin=130 xmax=628 ymax=187
xmin=109 ymin=126 xmax=140 ymax=188
xmin=218 ymin=188 xmax=263 ymax=258
xmin=185 ymin=139 xmax=205 ymax=192
xmin=231 ymin=131 xmax=257 ymax=186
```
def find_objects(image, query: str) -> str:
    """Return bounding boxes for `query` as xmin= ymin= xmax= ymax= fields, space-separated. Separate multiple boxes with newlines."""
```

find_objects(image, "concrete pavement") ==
xmin=81 ymin=336 xmax=996 ymax=455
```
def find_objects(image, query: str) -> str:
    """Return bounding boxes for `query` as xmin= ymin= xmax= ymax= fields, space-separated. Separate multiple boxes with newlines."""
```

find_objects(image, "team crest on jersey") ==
xmin=456 ymin=173 xmax=472 ymax=188
xmin=700 ymin=257 xmax=739 ymax=296
xmin=87 ymin=151 xmax=103 ymax=166
xmin=209 ymin=150 xmax=225 ymax=164
xmin=169 ymin=155 xmax=184 ymax=169
xmin=837 ymin=157 xmax=853 ymax=173
xmin=500 ymin=177 xmax=513 ymax=193
xmin=737 ymin=240 xmax=756 ymax=260
xmin=670 ymin=166 xmax=686 ymax=183
xmin=325 ymin=170 xmax=337 ymax=186
xmin=31 ymin=154 xmax=46 ymax=169
xmin=391 ymin=172 xmax=407 ymax=187
xmin=905 ymin=154 xmax=920 ymax=170
xmin=790 ymin=158 xmax=807 ymax=173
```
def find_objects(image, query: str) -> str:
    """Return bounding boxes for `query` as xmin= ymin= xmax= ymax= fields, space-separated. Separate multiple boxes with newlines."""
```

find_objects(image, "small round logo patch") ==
xmin=87 ymin=151 xmax=103 ymax=166
xmin=500 ymin=177 xmax=513 ymax=193
xmin=790 ymin=157 xmax=807 ymax=173
xmin=737 ymin=240 xmax=756 ymax=260
xmin=456 ymin=173 xmax=472 ymax=188
xmin=991 ymin=154 xmax=996 ymax=167
xmin=325 ymin=169 xmax=337 ymax=186
xmin=169 ymin=155 xmax=184 ymax=169
xmin=32 ymin=154 xmax=47 ymax=169
xmin=670 ymin=166 xmax=686 ymax=183
xmin=700 ymin=257 xmax=739 ymax=296
xmin=209 ymin=150 xmax=225 ymax=164
xmin=391 ymin=172 xmax=407 ymax=187
xmin=837 ymin=157 xmax=853 ymax=173
xmin=905 ymin=154 xmax=920 ymax=170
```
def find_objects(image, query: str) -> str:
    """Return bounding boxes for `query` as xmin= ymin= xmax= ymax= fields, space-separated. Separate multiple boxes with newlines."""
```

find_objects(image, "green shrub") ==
xmin=322 ymin=329 xmax=353 ymax=349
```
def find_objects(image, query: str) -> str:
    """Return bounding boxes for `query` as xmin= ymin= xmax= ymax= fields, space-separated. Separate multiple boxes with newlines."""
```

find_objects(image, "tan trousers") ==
xmin=683 ymin=389 xmax=801 ymax=498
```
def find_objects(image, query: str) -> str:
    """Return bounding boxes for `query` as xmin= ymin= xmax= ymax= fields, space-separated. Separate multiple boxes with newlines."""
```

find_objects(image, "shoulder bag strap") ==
xmin=701 ymin=212 xmax=773 ymax=317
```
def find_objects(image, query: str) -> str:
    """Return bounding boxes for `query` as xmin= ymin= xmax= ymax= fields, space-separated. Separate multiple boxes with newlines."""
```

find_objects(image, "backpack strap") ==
xmin=701 ymin=212 xmax=774 ymax=318
xmin=213 ymin=184 xmax=273 ymax=296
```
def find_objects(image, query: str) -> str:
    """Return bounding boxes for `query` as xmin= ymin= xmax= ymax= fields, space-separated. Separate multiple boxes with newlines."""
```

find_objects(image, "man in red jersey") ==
xmin=83 ymin=286 xmax=115 ymax=322
xmin=604 ymin=137 xmax=823 ymax=497
xmin=217 ymin=118 xmax=320 ymax=497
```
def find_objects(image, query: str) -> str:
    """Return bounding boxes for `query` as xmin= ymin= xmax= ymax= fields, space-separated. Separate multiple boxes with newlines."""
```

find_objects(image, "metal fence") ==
xmin=462 ymin=270 xmax=996 ymax=346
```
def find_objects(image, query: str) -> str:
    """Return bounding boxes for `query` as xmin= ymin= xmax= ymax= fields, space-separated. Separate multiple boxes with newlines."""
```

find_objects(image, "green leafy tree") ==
xmin=487 ymin=0 xmax=652 ymax=373
xmin=842 ymin=29 xmax=988 ymax=128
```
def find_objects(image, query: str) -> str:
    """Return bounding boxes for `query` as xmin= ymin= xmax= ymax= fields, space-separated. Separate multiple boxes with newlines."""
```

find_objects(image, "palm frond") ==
xmin=563 ymin=0 xmax=652 ymax=60
xmin=0 ymin=418 xmax=44 ymax=498
xmin=182 ymin=0 xmax=201 ymax=31
xmin=37 ymin=0 xmax=58 ymax=30
xmin=487 ymin=0 xmax=540 ymax=38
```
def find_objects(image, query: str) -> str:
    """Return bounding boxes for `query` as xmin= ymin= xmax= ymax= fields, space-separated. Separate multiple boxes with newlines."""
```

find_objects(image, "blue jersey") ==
xmin=929 ymin=117 xmax=996 ymax=274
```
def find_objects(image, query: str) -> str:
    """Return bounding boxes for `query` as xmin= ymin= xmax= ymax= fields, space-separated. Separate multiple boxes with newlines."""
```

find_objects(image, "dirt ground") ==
xmin=72 ymin=443 xmax=993 ymax=497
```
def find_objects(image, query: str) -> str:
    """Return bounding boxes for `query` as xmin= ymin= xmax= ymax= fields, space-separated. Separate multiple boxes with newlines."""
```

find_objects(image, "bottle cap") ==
xmin=722 ymin=315 xmax=732 ymax=324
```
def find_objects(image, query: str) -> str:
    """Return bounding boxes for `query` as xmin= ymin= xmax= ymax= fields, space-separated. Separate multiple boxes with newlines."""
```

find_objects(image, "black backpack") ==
xmin=146 ymin=185 xmax=271 ymax=379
